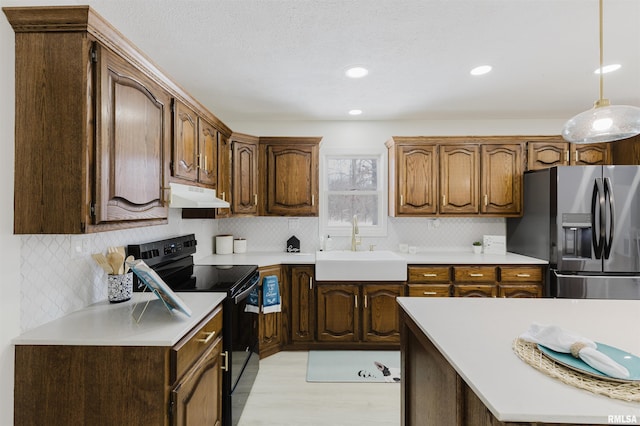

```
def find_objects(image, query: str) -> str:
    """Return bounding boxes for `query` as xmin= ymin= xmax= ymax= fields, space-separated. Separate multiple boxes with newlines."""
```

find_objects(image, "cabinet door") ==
xmin=362 ymin=284 xmax=402 ymax=343
xmin=439 ymin=145 xmax=479 ymax=214
xmin=481 ymin=144 xmax=522 ymax=215
xmin=95 ymin=47 xmax=169 ymax=223
xmin=316 ymin=284 xmax=359 ymax=342
xmin=572 ymin=143 xmax=610 ymax=166
xmin=497 ymin=284 xmax=542 ymax=298
xmin=232 ymin=139 xmax=259 ymax=215
xmin=290 ymin=266 xmax=316 ymax=343
xmin=527 ymin=141 xmax=568 ymax=170
xmin=397 ymin=145 xmax=438 ymax=215
xmin=258 ymin=265 xmax=282 ymax=357
xmin=171 ymin=337 xmax=223 ymax=426
xmin=173 ymin=100 xmax=199 ymax=182
xmin=263 ymin=141 xmax=319 ymax=216
xmin=453 ymin=284 xmax=497 ymax=297
xmin=198 ymin=118 xmax=218 ymax=187
xmin=216 ymin=134 xmax=232 ymax=218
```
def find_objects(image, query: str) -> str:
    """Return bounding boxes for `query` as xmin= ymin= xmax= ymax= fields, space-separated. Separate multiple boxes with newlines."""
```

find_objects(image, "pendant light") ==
xmin=561 ymin=0 xmax=640 ymax=144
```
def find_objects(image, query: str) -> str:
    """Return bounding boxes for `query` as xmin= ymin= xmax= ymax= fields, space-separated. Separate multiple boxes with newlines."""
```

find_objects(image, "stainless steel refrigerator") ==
xmin=507 ymin=165 xmax=640 ymax=299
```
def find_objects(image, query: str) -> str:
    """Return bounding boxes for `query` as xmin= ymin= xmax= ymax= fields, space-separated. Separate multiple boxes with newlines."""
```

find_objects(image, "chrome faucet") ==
xmin=351 ymin=215 xmax=361 ymax=251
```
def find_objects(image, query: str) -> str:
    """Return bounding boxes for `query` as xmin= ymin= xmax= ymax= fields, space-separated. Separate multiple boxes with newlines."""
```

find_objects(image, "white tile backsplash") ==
xmin=20 ymin=211 xmax=503 ymax=332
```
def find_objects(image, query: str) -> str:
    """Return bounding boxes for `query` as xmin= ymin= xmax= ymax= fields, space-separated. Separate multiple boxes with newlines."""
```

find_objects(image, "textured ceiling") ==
xmin=4 ymin=0 xmax=640 ymax=123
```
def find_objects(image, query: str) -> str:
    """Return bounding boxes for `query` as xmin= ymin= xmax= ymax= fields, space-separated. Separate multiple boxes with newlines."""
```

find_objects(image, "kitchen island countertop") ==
xmin=12 ymin=292 xmax=226 ymax=346
xmin=398 ymin=297 xmax=640 ymax=424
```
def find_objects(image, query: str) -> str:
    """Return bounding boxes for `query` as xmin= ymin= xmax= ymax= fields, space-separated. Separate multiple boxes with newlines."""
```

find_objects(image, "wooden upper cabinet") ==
xmin=95 ymin=46 xmax=170 ymax=224
xmin=260 ymin=137 xmax=321 ymax=216
xmin=396 ymin=145 xmax=438 ymax=215
xmin=481 ymin=144 xmax=522 ymax=215
xmin=527 ymin=139 xmax=611 ymax=170
xmin=231 ymin=133 xmax=259 ymax=216
xmin=216 ymin=134 xmax=232 ymax=218
xmin=439 ymin=144 xmax=479 ymax=214
xmin=172 ymin=100 xmax=219 ymax=188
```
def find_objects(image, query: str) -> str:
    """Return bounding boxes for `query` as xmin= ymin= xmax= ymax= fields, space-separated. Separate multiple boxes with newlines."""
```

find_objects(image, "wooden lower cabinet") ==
xmin=258 ymin=265 xmax=283 ymax=358
xmin=407 ymin=264 xmax=544 ymax=298
xmin=290 ymin=265 xmax=316 ymax=343
xmin=14 ymin=305 xmax=224 ymax=426
xmin=316 ymin=282 xmax=402 ymax=344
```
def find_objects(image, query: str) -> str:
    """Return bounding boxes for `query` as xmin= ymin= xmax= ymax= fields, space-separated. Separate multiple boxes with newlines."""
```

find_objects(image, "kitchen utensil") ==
xmin=91 ymin=253 xmax=113 ymax=274
xmin=124 ymin=255 xmax=135 ymax=273
xmin=106 ymin=251 xmax=125 ymax=275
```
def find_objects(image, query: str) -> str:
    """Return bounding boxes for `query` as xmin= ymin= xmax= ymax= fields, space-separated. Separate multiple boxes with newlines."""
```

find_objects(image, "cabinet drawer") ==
xmin=498 ymin=283 xmax=543 ymax=298
xmin=407 ymin=284 xmax=451 ymax=297
xmin=453 ymin=284 xmax=497 ymax=297
xmin=172 ymin=305 xmax=223 ymax=382
xmin=408 ymin=266 xmax=451 ymax=283
xmin=453 ymin=266 xmax=496 ymax=283
xmin=500 ymin=266 xmax=543 ymax=282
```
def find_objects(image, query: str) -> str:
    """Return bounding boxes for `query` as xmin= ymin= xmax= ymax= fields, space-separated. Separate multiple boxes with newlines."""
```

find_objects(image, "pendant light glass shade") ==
xmin=562 ymin=100 xmax=640 ymax=143
xmin=561 ymin=0 xmax=640 ymax=144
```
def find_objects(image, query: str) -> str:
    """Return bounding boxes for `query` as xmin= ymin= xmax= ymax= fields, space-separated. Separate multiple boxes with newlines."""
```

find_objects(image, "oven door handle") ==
xmin=233 ymin=273 xmax=260 ymax=304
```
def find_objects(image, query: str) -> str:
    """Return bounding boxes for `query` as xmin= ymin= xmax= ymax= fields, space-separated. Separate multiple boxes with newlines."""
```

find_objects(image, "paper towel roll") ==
xmin=215 ymin=235 xmax=233 ymax=254
xmin=234 ymin=238 xmax=247 ymax=253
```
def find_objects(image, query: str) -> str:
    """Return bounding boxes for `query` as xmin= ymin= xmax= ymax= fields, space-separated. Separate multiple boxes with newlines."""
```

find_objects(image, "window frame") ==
xmin=320 ymin=152 xmax=388 ymax=238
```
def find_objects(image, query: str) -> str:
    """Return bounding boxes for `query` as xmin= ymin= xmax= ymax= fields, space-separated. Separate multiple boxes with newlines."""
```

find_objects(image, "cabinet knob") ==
xmin=196 ymin=330 xmax=216 ymax=344
xmin=422 ymin=273 xmax=437 ymax=277
xmin=469 ymin=273 xmax=484 ymax=277
xmin=442 ymin=195 xmax=447 ymax=206
xmin=516 ymin=273 xmax=531 ymax=278
xmin=400 ymin=194 xmax=404 ymax=206
xmin=309 ymin=277 xmax=313 ymax=290
xmin=221 ymin=351 xmax=229 ymax=371
xmin=312 ymin=195 xmax=315 ymax=206
xmin=254 ymin=194 xmax=258 ymax=205
xmin=484 ymin=194 xmax=488 ymax=206
xmin=423 ymin=291 xmax=437 ymax=295
xmin=355 ymin=294 xmax=358 ymax=309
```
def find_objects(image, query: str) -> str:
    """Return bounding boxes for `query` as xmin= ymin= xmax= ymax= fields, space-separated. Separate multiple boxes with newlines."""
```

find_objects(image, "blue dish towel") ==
xmin=245 ymin=286 xmax=260 ymax=314
xmin=262 ymin=275 xmax=281 ymax=314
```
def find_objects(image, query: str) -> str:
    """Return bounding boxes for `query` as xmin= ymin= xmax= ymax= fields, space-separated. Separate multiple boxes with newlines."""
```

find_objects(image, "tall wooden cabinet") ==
xmin=231 ymin=133 xmax=259 ymax=216
xmin=259 ymin=137 xmax=321 ymax=216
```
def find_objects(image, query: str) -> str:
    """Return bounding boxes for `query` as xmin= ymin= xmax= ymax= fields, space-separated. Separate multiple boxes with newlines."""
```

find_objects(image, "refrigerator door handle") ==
xmin=591 ymin=178 xmax=604 ymax=259
xmin=603 ymin=177 xmax=614 ymax=259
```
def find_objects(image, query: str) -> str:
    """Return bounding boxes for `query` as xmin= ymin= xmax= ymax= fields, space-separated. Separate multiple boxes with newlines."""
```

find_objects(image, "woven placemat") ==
xmin=512 ymin=338 xmax=640 ymax=402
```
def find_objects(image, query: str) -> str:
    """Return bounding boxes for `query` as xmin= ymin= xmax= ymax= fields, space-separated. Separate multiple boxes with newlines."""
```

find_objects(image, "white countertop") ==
xmin=195 ymin=250 xmax=546 ymax=267
xmin=397 ymin=297 xmax=640 ymax=424
xmin=13 ymin=292 xmax=226 ymax=346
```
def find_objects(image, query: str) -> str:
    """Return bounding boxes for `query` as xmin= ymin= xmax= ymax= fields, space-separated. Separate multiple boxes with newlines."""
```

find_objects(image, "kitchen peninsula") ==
xmin=398 ymin=297 xmax=640 ymax=425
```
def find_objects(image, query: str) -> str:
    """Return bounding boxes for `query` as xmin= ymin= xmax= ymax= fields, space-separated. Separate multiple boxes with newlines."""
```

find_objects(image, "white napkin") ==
xmin=520 ymin=323 xmax=630 ymax=380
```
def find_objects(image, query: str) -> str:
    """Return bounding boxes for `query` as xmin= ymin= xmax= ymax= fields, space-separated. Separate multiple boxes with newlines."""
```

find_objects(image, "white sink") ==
xmin=315 ymin=250 xmax=407 ymax=281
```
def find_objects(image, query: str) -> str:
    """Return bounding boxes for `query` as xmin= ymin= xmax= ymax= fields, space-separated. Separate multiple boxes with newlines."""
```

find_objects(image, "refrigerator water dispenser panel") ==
xmin=562 ymin=213 xmax=592 ymax=258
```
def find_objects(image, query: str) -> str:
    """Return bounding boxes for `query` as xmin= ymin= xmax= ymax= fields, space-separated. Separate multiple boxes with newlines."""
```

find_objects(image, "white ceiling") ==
xmin=5 ymin=0 xmax=640 ymax=123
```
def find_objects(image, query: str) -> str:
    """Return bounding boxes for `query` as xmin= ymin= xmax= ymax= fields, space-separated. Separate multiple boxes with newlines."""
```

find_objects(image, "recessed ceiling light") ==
xmin=595 ymin=64 xmax=621 ymax=74
xmin=345 ymin=67 xmax=368 ymax=78
xmin=348 ymin=109 xmax=363 ymax=116
xmin=470 ymin=65 xmax=492 ymax=76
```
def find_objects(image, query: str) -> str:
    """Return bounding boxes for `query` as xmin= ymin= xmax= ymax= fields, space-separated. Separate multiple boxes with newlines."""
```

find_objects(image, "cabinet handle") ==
xmin=364 ymin=295 xmax=368 ymax=309
xmin=400 ymin=194 xmax=404 ymax=206
xmin=312 ymin=195 xmax=315 ymax=206
xmin=422 ymin=273 xmax=437 ymax=277
xmin=309 ymin=277 xmax=313 ymax=290
xmin=204 ymin=155 xmax=208 ymax=172
xmin=469 ymin=273 xmax=484 ymax=277
xmin=196 ymin=331 xmax=216 ymax=344
xmin=516 ymin=273 xmax=531 ymax=278
xmin=442 ymin=195 xmax=447 ymax=206
xmin=355 ymin=295 xmax=358 ymax=309
xmin=254 ymin=194 xmax=258 ymax=205
xmin=484 ymin=194 xmax=488 ymax=206
xmin=423 ymin=291 xmax=437 ymax=295
xmin=197 ymin=153 xmax=201 ymax=170
xmin=221 ymin=351 xmax=229 ymax=371
xmin=220 ymin=191 xmax=226 ymax=201
xmin=565 ymin=150 xmax=570 ymax=163
xmin=161 ymin=186 xmax=171 ymax=206
xmin=575 ymin=151 xmax=579 ymax=163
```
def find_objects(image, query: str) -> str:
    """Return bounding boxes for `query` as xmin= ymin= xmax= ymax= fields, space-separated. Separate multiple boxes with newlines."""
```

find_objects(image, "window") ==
xmin=321 ymin=154 xmax=387 ymax=237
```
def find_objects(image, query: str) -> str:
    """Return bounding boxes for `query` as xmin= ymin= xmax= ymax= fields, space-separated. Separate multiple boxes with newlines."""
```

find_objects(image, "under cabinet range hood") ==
xmin=168 ymin=182 xmax=230 ymax=209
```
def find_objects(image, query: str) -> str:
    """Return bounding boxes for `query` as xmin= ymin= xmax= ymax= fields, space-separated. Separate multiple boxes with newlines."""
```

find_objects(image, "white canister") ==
xmin=233 ymin=238 xmax=247 ymax=253
xmin=215 ymin=235 xmax=233 ymax=254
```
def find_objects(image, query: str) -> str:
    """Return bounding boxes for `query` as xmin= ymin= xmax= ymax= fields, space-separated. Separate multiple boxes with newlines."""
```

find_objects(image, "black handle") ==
xmin=603 ymin=177 xmax=615 ymax=259
xmin=591 ymin=178 xmax=604 ymax=259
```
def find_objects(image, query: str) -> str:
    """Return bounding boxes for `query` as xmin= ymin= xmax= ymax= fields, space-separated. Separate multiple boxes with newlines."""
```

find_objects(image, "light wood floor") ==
xmin=238 ymin=351 xmax=401 ymax=425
